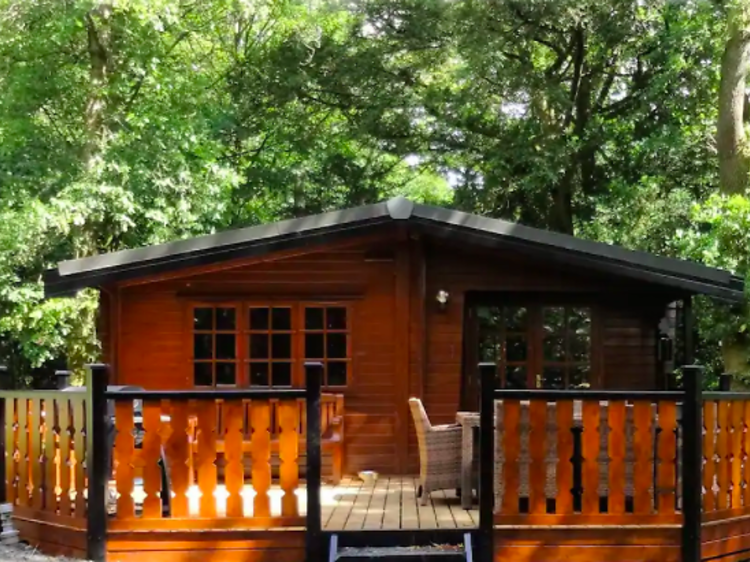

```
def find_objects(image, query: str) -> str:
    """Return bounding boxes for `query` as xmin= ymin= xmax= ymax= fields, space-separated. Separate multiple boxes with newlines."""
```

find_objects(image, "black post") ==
xmin=305 ymin=362 xmax=323 ymax=561
xmin=55 ymin=370 xmax=72 ymax=390
xmin=719 ymin=373 xmax=732 ymax=392
xmin=478 ymin=363 xmax=496 ymax=562
xmin=681 ymin=364 xmax=703 ymax=562
xmin=684 ymin=297 xmax=694 ymax=365
xmin=0 ymin=366 xmax=7 ymax=505
xmin=86 ymin=364 xmax=109 ymax=562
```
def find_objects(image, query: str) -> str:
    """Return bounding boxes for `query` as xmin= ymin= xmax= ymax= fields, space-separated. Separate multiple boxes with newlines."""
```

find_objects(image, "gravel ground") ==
xmin=0 ymin=544 xmax=83 ymax=562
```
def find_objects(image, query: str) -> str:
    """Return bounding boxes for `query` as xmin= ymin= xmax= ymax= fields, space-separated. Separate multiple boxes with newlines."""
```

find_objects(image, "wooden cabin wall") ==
xmin=601 ymin=303 xmax=660 ymax=390
xmin=109 ymin=241 xmax=408 ymax=475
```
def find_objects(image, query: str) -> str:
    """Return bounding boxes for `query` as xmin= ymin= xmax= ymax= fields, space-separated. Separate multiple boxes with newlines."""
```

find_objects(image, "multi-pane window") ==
xmin=246 ymin=306 xmax=294 ymax=387
xmin=303 ymin=306 xmax=351 ymax=387
xmin=192 ymin=306 xmax=238 ymax=387
xmin=190 ymin=302 xmax=351 ymax=388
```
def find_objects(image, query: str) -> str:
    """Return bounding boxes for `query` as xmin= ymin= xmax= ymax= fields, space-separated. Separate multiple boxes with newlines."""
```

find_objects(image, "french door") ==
xmin=462 ymin=300 xmax=594 ymax=409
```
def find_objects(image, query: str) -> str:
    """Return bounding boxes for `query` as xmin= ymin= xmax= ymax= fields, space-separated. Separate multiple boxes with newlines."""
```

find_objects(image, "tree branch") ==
xmin=121 ymin=30 xmax=189 ymax=115
xmin=563 ymin=25 xmax=585 ymax=129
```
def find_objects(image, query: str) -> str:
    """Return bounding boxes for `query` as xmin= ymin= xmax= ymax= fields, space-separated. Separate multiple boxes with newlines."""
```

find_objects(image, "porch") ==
xmin=2 ymin=362 xmax=749 ymax=562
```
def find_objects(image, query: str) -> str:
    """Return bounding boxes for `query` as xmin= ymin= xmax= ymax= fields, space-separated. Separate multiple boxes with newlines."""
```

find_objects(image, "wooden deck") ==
xmin=323 ymin=476 xmax=478 ymax=530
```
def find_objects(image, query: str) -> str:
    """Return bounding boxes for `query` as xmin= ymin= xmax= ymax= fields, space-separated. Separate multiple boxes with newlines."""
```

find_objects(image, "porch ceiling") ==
xmin=44 ymin=197 xmax=744 ymax=301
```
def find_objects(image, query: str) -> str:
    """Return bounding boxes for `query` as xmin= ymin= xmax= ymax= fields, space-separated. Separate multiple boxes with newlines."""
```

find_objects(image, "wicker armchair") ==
xmin=409 ymin=398 xmax=463 ymax=505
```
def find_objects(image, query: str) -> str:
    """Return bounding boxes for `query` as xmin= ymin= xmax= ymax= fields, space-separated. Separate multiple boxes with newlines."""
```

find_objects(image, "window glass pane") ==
xmin=249 ymin=307 xmax=269 ymax=330
xmin=327 ymin=307 xmax=347 ymax=330
xmin=194 ymin=363 xmax=213 ymax=386
xmin=327 ymin=361 xmax=347 ymax=386
xmin=568 ymin=308 xmax=591 ymax=334
xmin=305 ymin=308 xmax=324 ymax=330
xmin=250 ymin=334 xmax=269 ymax=359
xmin=478 ymin=307 xmax=500 ymax=331
xmin=272 ymin=333 xmax=292 ymax=359
xmin=194 ymin=334 xmax=213 ymax=359
xmin=504 ymin=307 xmax=527 ymax=332
xmin=505 ymin=336 xmax=527 ymax=362
xmin=194 ymin=308 xmax=213 ymax=331
xmin=570 ymin=336 xmax=590 ymax=361
xmin=305 ymin=333 xmax=325 ymax=358
xmin=327 ymin=333 xmax=347 ymax=359
xmin=570 ymin=366 xmax=590 ymax=389
xmin=569 ymin=307 xmax=591 ymax=361
xmin=271 ymin=362 xmax=292 ymax=386
xmin=542 ymin=367 xmax=565 ymax=390
xmin=216 ymin=308 xmax=236 ymax=330
xmin=543 ymin=307 xmax=566 ymax=335
xmin=249 ymin=363 xmax=269 ymax=386
xmin=543 ymin=336 xmax=566 ymax=361
xmin=505 ymin=366 xmax=527 ymax=389
xmin=272 ymin=307 xmax=291 ymax=330
xmin=479 ymin=332 xmax=498 ymax=362
xmin=216 ymin=334 xmax=236 ymax=360
xmin=216 ymin=362 xmax=236 ymax=385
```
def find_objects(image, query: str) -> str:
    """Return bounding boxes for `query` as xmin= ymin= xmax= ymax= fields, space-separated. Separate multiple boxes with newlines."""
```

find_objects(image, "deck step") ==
xmin=330 ymin=533 xmax=472 ymax=562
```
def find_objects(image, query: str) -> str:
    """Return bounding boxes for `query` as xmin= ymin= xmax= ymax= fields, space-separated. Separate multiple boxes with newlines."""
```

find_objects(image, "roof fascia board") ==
xmin=57 ymin=201 xmax=390 ymax=278
xmin=411 ymin=203 xmax=731 ymax=285
xmin=411 ymin=220 xmax=743 ymax=302
xmin=44 ymin=220 xmax=394 ymax=298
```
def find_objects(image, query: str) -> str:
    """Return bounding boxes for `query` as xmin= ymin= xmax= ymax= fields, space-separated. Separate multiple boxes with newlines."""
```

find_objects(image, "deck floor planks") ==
xmin=401 ymin=477 xmax=420 ymax=529
xmin=323 ymin=476 xmax=355 ymax=530
xmin=415 ymin=478 xmax=439 ymax=529
xmin=382 ymin=476 xmax=403 ymax=529
xmin=362 ymin=476 xmax=390 ymax=530
xmin=344 ymin=473 xmax=377 ymax=530
xmin=434 ymin=490 xmax=458 ymax=529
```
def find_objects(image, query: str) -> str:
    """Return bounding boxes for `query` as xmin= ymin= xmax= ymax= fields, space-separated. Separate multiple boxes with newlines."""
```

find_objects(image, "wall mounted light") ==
xmin=436 ymin=290 xmax=450 ymax=311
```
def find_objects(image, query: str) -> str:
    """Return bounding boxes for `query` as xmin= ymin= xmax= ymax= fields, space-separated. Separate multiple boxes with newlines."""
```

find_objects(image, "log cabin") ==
xmin=30 ymin=196 xmax=746 ymax=562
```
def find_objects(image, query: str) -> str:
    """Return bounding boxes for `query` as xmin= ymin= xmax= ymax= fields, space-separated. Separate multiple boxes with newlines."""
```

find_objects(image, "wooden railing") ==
xmin=109 ymin=391 xmax=309 ymax=529
xmin=1 ymin=388 xmax=90 ymax=557
xmin=0 ymin=363 xmax=326 ymax=561
xmin=700 ymin=396 xmax=750 ymax=520
xmin=189 ymin=393 xmax=344 ymax=483
xmin=490 ymin=394 xmax=683 ymax=525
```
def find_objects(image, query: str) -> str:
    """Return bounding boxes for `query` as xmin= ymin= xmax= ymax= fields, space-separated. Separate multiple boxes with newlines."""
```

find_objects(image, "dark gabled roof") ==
xmin=44 ymin=196 xmax=745 ymax=301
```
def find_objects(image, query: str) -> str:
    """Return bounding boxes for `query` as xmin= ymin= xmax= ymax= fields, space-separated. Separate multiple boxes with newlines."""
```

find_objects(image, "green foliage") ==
xmin=0 ymin=0 xmax=746 ymax=383
xmin=672 ymin=194 xmax=750 ymax=380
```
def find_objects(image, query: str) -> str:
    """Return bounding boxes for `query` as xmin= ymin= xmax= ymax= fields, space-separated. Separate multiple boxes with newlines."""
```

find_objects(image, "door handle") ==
xmin=535 ymin=374 xmax=542 ymax=389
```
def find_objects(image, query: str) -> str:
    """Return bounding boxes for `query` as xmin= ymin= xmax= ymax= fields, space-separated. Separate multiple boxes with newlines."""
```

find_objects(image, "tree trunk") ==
xmin=83 ymin=4 xmax=112 ymax=169
xmin=717 ymin=15 xmax=750 ymax=195
xmin=549 ymin=166 xmax=575 ymax=234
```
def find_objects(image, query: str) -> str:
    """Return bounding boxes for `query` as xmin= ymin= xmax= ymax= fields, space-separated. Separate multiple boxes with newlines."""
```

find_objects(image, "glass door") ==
xmin=538 ymin=306 xmax=592 ymax=389
xmin=463 ymin=302 xmax=593 ymax=406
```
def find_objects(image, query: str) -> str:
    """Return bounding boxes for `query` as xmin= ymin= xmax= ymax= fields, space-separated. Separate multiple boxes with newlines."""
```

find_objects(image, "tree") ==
xmin=717 ymin=1 xmax=750 ymax=195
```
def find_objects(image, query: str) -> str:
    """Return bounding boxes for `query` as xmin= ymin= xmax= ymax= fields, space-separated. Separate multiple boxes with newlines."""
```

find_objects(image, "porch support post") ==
xmin=305 ymin=362 xmax=323 ymax=560
xmin=478 ymin=362 xmax=496 ymax=562
xmin=55 ymin=369 xmax=72 ymax=390
xmin=681 ymin=364 xmax=703 ymax=562
xmin=86 ymin=364 xmax=109 ymax=562
xmin=683 ymin=296 xmax=694 ymax=365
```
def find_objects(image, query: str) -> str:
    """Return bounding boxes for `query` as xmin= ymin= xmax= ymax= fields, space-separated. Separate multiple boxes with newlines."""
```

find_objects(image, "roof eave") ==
xmin=44 ymin=217 xmax=394 ymax=298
